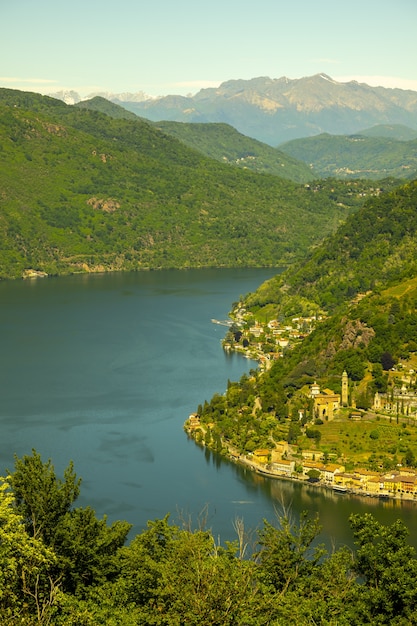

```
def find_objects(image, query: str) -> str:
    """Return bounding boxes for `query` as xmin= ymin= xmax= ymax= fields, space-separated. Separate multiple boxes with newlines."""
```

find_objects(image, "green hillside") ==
xmin=280 ymin=132 xmax=417 ymax=179
xmin=75 ymin=95 xmax=140 ymax=120
xmin=76 ymin=97 xmax=313 ymax=182
xmin=195 ymin=180 xmax=417 ymax=470
xmin=360 ymin=124 xmax=417 ymax=140
xmin=0 ymin=88 xmax=382 ymax=279
xmin=245 ymin=180 xmax=417 ymax=315
xmin=152 ymin=120 xmax=314 ymax=182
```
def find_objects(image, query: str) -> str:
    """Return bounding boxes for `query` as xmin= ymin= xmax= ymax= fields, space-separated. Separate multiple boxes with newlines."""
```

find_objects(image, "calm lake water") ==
xmin=1 ymin=268 xmax=417 ymax=549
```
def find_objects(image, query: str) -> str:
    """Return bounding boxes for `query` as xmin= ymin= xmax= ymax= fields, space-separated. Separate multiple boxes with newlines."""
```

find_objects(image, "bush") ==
xmin=306 ymin=428 xmax=321 ymax=442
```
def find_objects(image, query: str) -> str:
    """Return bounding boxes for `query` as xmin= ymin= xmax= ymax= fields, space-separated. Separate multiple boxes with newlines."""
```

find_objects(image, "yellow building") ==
xmin=253 ymin=449 xmax=270 ymax=464
xmin=366 ymin=476 xmax=381 ymax=495
xmin=334 ymin=473 xmax=355 ymax=488
xmin=399 ymin=475 xmax=417 ymax=494
xmin=314 ymin=389 xmax=340 ymax=421
xmin=187 ymin=413 xmax=201 ymax=431
xmin=309 ymin=381 xmax=340 ymax=421
xmin=322 ymin=463 xmax=345 ymax=484
xmin=352 ymin=469 xmax=380 ymax=492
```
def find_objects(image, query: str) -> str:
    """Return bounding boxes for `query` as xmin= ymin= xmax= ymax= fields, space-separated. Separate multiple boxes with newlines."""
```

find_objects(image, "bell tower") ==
xmin=341 ymin=370 xmax=349 ymax=406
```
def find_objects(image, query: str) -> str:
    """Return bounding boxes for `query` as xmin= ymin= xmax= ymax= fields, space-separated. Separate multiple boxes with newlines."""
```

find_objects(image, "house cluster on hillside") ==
xmin=192 ymin=308 xmax=417 ymax=501
xmin=185 ymin=367 xmax=417 ymax=501
xmin=223 ymin=306 xmax=324 ymax=367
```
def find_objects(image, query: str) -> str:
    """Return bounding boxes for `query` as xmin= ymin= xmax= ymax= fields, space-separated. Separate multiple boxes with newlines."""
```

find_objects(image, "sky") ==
xmin=2 ymin=0 xmax=417 ymax=98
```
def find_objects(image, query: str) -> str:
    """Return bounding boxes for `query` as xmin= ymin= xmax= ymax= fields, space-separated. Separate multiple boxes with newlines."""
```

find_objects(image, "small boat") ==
xmin=211 ymin=319 xmax=232 ymax=326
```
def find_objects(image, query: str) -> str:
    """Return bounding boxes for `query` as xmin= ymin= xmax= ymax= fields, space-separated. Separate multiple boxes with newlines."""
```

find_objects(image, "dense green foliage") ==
xmin=196 ymin=180 xmax=417 ymax=460
xmin=0 ymin=88 xmax=391 ymax=279
xmin=360 ymin=124 xmax=417 ymax=141
xmin=2 ymin=450 xmax=417 ymax=624
xmin=280 ymin=132 xmax=417 ymax=180
xmin=244 ymin=181 xmax=417 ymax=314
xmin=75 ymin=97 xmax=314 ymax=181
xmin=75 ymin=96 xmax=140 ymax=121
xmin=152 ymin=121 xmax=314 ymax=182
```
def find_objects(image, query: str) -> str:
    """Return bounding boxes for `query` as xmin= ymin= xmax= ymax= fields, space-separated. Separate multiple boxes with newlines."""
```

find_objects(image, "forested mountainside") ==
xmin=75 ymin=96 xmax=314 ymax=182
xmin=245 ymin=180 xmax=417 ymax=316
xmin=151 ymin=121 xmax=313 ymax=182
xmin=110 ymin=74 xmax=417 ymax=145
xmin=3 ymin=449 xmax=417 ymax=625
xmin=0 ymin=88 xmax=385 ymax=280
xmin=195 ymin=181 xmax=417 ymax=472
xmin=77 ymin=96 xmax=417 ymax=183
xmin=75 ymin=95 xmax=140 ymax=120
xmin=360 ymin=124 xmax=417 ymax=140
xmin=280 ymin=131 xmax=417 ymax=180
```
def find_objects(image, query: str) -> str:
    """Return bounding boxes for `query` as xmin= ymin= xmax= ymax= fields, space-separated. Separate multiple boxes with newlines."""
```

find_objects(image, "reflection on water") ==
xmin=201 ymin=448 xmax=417 ymax=550
xmin=1 ymin=268 xmax=417 ymax=549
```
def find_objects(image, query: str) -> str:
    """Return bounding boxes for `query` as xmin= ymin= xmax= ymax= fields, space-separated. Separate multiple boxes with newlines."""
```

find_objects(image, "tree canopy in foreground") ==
xmin=1 ymin=450 xmax=417 ymax=625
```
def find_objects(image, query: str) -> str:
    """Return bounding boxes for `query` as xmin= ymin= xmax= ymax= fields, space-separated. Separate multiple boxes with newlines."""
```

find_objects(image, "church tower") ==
xmin=341 ymin=370 xmax=349 ymax=406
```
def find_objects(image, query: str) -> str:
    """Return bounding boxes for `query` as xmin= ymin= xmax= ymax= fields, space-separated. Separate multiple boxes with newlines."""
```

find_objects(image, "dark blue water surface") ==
xmin=1 ymin=268 xmax=416 ymax=548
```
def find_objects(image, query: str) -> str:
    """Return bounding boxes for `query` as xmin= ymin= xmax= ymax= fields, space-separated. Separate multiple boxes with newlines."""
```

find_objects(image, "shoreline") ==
xmin=185 ymin=427 xmax=417 ymax=505
xmin=233 ymin=451 xmax=416 ymax=501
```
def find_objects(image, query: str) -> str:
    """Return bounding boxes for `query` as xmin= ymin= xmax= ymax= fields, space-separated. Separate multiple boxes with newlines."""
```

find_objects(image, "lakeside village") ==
xmin=185 ymin=304 xmax=417 ymax=502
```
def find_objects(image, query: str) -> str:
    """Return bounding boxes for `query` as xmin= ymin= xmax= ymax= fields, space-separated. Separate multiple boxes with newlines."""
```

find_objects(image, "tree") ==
xmin=8 ymin=449 xmax=81 ymax=543
xmin=53 ymin=506 xmax=131 ymax=595
xmin=114 ymin=516 xmax=255 ymax=625
xmin=305 ymin=427 xmax=321 ymax=443
xmin=8 ymin=451 xmax=131 ymax=597
xmin=256 ymin=509 xmax=325 ymax=594
xmin=381 ymin=351 xmax=396 ymax=371
xmin=287 ymin=422 xmax=301 ymax=444
xmin=333 ymin=348 xmax=366 ymax=381
xmin=349 ymin=513 xmax=417 ymax=623
xmin=404 ymin=448 xmax=416 ymax=467
xmin=307 ymin=469 xmax=321 ymax=482
xmin=0 ymin=477 xmax=59 ymax=624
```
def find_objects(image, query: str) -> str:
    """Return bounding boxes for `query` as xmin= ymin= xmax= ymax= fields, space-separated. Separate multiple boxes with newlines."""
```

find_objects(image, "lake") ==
xmin=1 ymin=268 xmax=416 ymax=550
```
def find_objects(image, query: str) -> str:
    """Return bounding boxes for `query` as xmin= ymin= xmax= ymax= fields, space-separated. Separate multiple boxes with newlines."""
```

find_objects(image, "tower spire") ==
xmin=342 ymin=370 xmax=349 ymax=406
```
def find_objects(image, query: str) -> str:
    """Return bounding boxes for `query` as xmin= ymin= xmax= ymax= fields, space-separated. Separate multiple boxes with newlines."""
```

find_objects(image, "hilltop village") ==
xmin=185 ymin=306 xmax=417 ymax=502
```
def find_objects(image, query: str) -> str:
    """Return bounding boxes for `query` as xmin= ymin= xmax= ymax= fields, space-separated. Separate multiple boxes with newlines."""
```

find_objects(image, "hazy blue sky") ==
xmin=2 ymin=0 xmax=417 ymax=96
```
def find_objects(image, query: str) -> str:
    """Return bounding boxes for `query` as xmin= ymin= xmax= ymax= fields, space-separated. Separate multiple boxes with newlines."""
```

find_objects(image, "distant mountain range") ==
xmin=50 ymin=74 xmax=417 ymax=145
